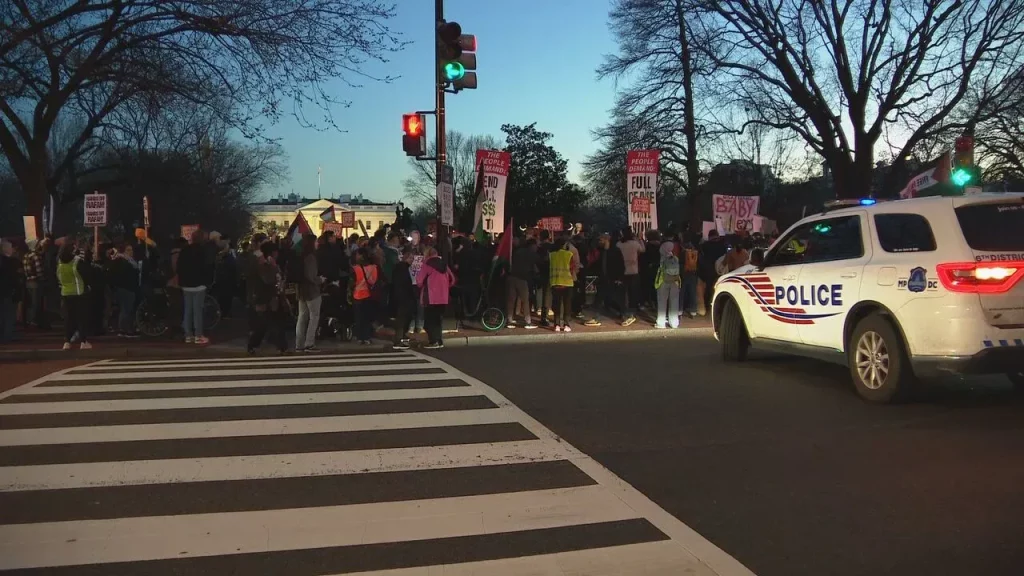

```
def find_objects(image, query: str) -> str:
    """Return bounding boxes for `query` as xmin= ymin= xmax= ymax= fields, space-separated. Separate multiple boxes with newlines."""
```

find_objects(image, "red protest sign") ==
xmin=322 ymin=222 xmax=344 ymax=235
xmin=630 ymin=197 xmax=651 ymax=214
xmin=537 ymin=217 xmax=564 ymax=231
xmin=340 ymin=211 xmax=356 ymax=228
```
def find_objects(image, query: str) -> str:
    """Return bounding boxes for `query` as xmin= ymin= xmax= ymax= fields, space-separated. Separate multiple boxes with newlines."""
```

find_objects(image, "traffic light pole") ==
xmin=434 ymin=0 xmax=451 ymax=261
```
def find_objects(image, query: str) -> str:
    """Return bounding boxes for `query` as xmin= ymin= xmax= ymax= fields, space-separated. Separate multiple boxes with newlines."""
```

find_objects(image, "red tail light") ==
xmin=936 ymin=261 xmax=1024 ymax=294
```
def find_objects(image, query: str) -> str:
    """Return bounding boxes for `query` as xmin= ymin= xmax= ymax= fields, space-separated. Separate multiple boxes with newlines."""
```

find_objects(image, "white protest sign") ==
xmin=626 ymin=150 xmax=659 ymax=235
xmin=712 ymin=194 xmax=760 ymax=234
xmin=84 ymin=193 xmax=107 ymax=227
xmin=474 ymin=150 xmax=511 ymax=234
xmin=702 ymin=221 xmax=716 ymax=239
xmin=438 ymin=182 xmax=454 ymax=227
xmin=409 ymin=254 xmax=424 ymax=282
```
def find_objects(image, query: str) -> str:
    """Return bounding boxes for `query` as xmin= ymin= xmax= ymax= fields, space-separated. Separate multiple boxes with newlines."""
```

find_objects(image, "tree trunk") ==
xmin=831 ymin=154 xmax=874 ymax=200
xmin=21 ymin=157 xmax=49 ymax=240
xmin=677 ymin=2 xmax=703 ymax=234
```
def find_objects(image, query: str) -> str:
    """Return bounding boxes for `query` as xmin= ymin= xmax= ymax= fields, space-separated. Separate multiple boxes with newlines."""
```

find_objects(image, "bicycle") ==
xmin=461 ymin=269 xmax=506 ymax=332
xmin=136 ymin=284 xmax=222 ymax=337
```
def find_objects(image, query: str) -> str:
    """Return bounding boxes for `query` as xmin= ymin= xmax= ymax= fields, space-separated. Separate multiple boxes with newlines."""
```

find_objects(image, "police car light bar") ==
xmin=822 ymin=198 xmax=883 ymax=212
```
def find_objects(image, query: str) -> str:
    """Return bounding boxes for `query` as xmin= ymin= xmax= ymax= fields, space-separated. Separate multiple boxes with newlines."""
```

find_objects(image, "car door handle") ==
xmin=782 ymin=275 xmax=796 ymax=281
xmin=840 ymin=273 xmax=858 ymax=278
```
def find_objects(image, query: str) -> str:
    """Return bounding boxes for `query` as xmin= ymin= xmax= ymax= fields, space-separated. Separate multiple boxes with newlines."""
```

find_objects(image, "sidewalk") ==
xmin=0 ymin=317 xmax=250 ymax=361
xmin=0 ymin=311 xmax=714 ymax=360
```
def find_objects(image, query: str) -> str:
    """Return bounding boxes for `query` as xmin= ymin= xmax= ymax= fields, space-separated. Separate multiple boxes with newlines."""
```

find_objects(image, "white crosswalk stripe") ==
xmin=0 ymin=351 xmax=753 ymax=575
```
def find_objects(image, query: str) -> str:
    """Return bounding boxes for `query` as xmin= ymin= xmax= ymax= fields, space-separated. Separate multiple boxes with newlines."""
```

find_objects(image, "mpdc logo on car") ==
xmin=898 ymin=267 xmax=938 ymax=292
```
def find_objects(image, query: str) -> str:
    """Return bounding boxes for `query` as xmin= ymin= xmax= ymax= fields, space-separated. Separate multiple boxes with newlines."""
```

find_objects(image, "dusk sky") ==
xmin=263 ymin=0 xmax=619 ymax=204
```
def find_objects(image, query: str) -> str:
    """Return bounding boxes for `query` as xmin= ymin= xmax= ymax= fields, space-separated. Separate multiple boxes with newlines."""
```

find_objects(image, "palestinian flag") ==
xmin=484 ymin=218 xmax=513 ymax=288
xmin=898 ymin=152 xmax=951 ymax=199
xmin=319 ymin=205 xmax=336 ymax=222
xmin=472 ymin=160 xmax=489 ymax=244
xmin=287 ymin=212 xmax=313 ymax=252
xmin=493 ymin=219 xmax=512 ymax=265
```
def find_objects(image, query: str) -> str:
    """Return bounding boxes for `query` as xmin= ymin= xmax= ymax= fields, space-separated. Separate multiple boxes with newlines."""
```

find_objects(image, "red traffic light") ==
xmin=955 ymin=135 xmax=974 ymax=152
xmin=403 ymin=114 xmax=424 ymax=137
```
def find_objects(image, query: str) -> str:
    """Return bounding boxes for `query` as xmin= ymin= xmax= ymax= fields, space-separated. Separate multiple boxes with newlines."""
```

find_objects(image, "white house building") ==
xmin=249 ymin=194 xmax=399 ymax=237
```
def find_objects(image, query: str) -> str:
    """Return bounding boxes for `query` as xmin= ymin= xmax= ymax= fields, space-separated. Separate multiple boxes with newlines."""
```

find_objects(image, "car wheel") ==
xmin=720 ymin=299 xmax=749 ymax=362
xmin=848 ymin=313 xmax=913 ymax=403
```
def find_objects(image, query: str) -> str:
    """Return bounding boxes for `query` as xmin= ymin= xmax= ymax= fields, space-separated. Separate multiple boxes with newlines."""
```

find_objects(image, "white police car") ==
xmin=712 ymin=193 xmax=1024 ymax=403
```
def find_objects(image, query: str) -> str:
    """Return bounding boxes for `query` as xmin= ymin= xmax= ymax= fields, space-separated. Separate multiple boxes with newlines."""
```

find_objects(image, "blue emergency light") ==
xmin=859 ymin=198 xmax=877 ymax=205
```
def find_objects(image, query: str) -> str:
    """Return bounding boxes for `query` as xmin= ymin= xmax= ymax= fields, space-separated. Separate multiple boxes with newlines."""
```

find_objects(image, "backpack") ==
xmin=683 ymin=248 xmax=698 ymax=273
xmin=661 ymin=252 xmax=680 ymax=277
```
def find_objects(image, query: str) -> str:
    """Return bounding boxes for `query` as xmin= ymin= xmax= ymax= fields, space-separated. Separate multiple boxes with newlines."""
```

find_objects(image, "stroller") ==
xmin=318 ymin=275 xmax=354 ymax=341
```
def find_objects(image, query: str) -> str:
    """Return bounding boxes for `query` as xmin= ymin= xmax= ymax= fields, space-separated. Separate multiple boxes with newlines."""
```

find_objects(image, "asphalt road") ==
xmin=0 ymin=350 xmax=736 ymax=575
xmin=433 ymin=336 xmax=1024 ymax=576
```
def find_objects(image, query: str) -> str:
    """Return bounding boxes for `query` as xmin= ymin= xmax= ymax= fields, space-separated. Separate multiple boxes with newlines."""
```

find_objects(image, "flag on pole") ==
xmin=319 ymin=205 xmax=336 ymax=222
xmin=287 ymin=212 xmax=313 ymax=252
xmin=493 ymin=219 xmax=512 ymax=265
xmin=898 ymin=152 xmax=951 ymax=199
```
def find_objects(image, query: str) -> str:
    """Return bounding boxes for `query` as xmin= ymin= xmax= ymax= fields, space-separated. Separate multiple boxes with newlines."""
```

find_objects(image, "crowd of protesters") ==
xmin=489 ymin=226 xmax=774 ymax=332
xmin=0 ymin=230 xmax=235 ymax=349
xmin=0 ymin=219 xmax=773 ymax=352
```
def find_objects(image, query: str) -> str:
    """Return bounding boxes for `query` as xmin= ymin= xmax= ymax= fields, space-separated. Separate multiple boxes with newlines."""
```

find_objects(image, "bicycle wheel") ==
xmin=203 ymin=294 xmax=222 ymax=332
xmin=480 ymin=307 xmax=506 ymax=332
xmin=135 ymin=300 xmax=169 ymax=337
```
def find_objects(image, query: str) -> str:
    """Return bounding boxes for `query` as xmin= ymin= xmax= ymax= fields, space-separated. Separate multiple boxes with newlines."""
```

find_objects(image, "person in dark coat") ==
xmin=247 ymin=241 xmax=287 ymax=354
xmin=391 ymin=247 xmax=417 ymax=350
xmin=596 ymin=233 xmax=628 ymax=323
xmin=176 ymin=230 xmax=214 ymax=344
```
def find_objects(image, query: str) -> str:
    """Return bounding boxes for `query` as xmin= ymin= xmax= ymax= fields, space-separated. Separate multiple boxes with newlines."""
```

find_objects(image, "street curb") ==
xmin=2 ymin=326 xmax=715 ymax=360
xmin=427 ymin=326 xmax=714 ymax=348
xmin=0 ymin=344 xmax=251 ymax=362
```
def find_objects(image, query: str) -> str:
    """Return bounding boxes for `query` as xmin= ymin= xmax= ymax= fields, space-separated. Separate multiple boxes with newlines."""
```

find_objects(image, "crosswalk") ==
xmin=0 ymin=351 xmax=753 ymax=575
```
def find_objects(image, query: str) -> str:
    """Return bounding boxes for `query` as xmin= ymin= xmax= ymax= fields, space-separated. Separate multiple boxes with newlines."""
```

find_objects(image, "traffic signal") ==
xmin=402 ymin=113 xmax=426 ymax=157
xmin=437 ymin=21 xmax=477 ymax=91
xmin=951 ymin=134 xmax=975 ymax=187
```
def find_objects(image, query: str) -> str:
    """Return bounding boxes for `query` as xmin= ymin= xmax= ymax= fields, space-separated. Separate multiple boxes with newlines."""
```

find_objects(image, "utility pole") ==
xmin=434 ymin=0 xmax=450 ymax=261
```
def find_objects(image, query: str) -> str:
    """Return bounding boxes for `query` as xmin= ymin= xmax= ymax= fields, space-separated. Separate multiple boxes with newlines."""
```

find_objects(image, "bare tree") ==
xmin=974 ymin=70 xmax=1024 ymax=185
xmin=402 ymin=130 xmax=502 ymax=225
xmin=695 ymin=0 xmax=1024 ymax=198
xmin=588 ymin=0 xmax=722 ymax=229
xmin=2 ymin=0 xmax=404 ymax=236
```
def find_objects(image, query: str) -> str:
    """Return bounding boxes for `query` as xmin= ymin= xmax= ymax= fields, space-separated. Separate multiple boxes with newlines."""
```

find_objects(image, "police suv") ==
xmin=712 ymin=193 xmax=1024 ymax=403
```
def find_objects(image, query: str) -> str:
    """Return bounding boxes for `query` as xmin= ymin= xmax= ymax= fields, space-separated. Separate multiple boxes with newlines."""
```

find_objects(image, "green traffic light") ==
xmin=443 ymin=62 xmax=465 ymax=81
xmin=951 ymin=168 xmax=972 ymax=187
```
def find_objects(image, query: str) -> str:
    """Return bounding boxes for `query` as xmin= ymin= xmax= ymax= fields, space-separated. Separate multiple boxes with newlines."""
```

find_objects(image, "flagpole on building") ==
xmin=318 ymin=165 xmax=322 ymax=199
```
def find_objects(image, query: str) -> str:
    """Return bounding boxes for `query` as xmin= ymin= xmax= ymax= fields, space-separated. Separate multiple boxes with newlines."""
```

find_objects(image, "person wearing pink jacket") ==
xmin=416 ymin=246 xmax=456 ymax=349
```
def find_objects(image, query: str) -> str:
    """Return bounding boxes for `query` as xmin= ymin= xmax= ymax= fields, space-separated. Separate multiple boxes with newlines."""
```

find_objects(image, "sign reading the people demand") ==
xmin=626 ymin=150 xmax=659 ymax=235
xmin=474 ymin=149 xmax=511 ymax=234
xmin=84 ymin=193 xmax=107 ymax=227
xmin=713 ymin=194 xmax=760 ymax=234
